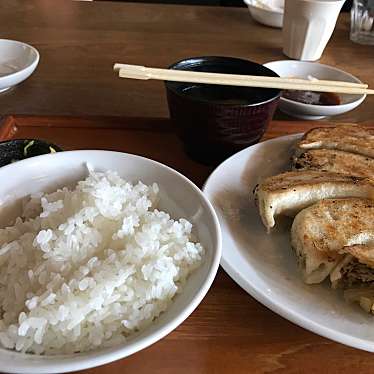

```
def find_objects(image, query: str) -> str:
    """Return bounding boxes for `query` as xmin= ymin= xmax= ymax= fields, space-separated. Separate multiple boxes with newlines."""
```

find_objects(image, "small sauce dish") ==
xmin=263 ymin=60 xmax=366 ymax=120
xmin=0 ymin=39 xmax=39 ymax=93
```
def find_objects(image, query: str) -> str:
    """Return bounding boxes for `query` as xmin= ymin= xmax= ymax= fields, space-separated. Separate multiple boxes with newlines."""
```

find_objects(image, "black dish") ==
xmin=0 ymin=139 xmax=63 ymax=167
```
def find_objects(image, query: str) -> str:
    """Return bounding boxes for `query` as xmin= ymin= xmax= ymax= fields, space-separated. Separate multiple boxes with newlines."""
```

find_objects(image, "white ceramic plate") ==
xmin=203 ymin=135 xmax=374 ymax=352
xmin=0 ymin=150 xmax=221 ymax=373
xmin=264 ymin=60 xmax=366 ymax=120
xmin=0 ymin=39 xmax=39 ymax=93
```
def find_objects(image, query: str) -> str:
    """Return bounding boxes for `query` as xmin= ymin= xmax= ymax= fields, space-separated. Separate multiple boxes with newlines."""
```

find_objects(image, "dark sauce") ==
xmin=182 ymin=85 xmax=270 ymax=105
xmin=282 ymin=90 xmax=341 ymax=106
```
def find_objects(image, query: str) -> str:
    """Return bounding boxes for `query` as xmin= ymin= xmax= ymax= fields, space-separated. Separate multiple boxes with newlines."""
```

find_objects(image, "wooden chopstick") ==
xmin=114 ymin=63 xmax=367 ymax=89
xmin=113 ymin=63 xmax=374 ymax=95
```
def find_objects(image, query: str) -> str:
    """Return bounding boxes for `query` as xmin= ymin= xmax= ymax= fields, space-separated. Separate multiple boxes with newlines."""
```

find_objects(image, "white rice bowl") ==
xmin=0 ymin=151 xmax=221 ymax=373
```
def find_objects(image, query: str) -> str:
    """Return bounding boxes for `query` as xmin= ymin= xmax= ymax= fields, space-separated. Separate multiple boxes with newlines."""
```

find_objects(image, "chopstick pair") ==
xmin=113 ymin=63 xmax=374 ymax=95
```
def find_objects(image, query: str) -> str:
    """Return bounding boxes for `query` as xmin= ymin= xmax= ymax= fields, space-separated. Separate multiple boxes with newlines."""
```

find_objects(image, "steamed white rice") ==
xmin=0 ymin=166 xmax=204 ymax=354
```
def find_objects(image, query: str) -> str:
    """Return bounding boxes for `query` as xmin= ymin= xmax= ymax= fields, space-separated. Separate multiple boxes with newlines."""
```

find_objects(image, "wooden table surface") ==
xmin=1 ymin=0 xmax=374 ymax=123
xmin=0 ymin=115 xmax=374 ymax=374
xmin=1 ymin=1 xmax=374 ymax=373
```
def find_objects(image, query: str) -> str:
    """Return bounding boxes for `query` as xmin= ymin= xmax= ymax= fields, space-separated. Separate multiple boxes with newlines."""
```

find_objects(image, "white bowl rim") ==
xmin=263 ymin=59 xmax=366 ymax=109
xmin=0 ymin=150 xmax=222 ymax=374
xmin=243 ymin=0 xmax=284 ymax=14
xmin=0 ymin=39 xmax=40 ymax=81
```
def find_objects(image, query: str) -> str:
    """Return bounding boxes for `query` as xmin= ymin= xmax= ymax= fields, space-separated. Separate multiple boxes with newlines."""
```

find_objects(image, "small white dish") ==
xmin=0 ymin=39 xmax=39 ymax=93
xmin=243 ymin=0 xmax=284 ymax=28
xmin=0 ymin=150 xmax=221 ymax=373
xmin=264 ymin=60 xmax=366 ymax=120
xmin=203 ymin=135 xmax=374 ymax=352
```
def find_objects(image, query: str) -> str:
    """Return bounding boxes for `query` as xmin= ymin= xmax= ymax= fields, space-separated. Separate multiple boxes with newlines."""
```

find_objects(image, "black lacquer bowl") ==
xmin=165 ymin=56 xmax=281 ymax=165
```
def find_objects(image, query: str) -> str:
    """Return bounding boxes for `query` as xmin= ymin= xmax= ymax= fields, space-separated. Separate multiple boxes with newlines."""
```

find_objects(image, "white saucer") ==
xmin=264 ymin=60 xmax=366 ymax=120
xmin=0 ymin=39 xmax=39 ymax=93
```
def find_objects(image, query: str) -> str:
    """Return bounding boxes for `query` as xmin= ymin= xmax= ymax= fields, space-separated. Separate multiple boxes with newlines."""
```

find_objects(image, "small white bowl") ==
xmin=0 ymin=150 xmax=221 ymax=373
xmin=263 ymin=60 xmax=366 ymax=120
xmin=243 ymin=0 xmax=283 ymax=28
xmin=0 ymin=39 xmax=39 ymax=93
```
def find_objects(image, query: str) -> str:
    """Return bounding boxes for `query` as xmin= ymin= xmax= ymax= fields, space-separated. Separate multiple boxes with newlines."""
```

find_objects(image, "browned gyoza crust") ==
xmin=255 ymin=170 xmax=374 ymax=230
xmin=290 ymin=198 xmax=374 ymax=284
xmin=297 ymin=124 xmax=374 ymax=158
xmin=292 ymin=149 xmax=374 ymax=178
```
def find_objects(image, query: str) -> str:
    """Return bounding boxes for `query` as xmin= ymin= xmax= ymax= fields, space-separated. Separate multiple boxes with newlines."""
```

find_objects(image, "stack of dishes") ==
xmin=243 ymin=0 xmax=284 ymax=28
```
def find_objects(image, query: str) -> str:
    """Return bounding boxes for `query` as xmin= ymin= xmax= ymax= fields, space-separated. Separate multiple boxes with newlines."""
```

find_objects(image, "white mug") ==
xmin=283 ymin=0 xmax=346 ymax=61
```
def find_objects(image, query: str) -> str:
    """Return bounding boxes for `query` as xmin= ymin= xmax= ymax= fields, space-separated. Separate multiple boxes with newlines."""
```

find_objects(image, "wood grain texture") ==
xmin=1 ymin=115 xmax=374 ymax=373
xmin=0 ymin=0 xmax=373 ymax=123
